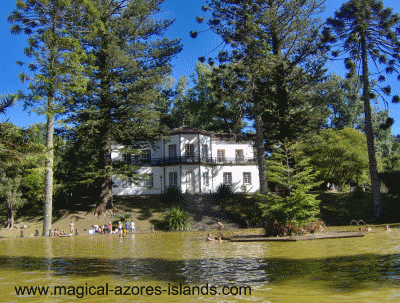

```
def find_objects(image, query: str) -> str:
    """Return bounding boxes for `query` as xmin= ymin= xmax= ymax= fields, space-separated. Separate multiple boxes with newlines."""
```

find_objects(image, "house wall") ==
xmin=112 ymin=166 xmax=163 ymax=196
xmin=178 ymin=134 xmax=211 ymax=157
xmin=211 ymin=141 xmax=254 ymax=159
xmin=111 ymin=132 xmax=259 ymax=195
xmin=211 ymin=165 xmax=259 ymax=193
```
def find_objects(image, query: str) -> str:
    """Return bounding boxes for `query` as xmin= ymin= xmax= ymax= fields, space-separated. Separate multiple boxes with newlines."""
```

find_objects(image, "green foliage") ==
xmin=8 ymin=0 xmax=98 ymax=235
xmin=297 ymin=128 xmax=369 ymax=190
xmin=222 ymin=194 xmax=263 ymax=228
xmin=169 ymin=63 xmax=247 ymax=134
xmin=0 ymin=122 xmax=46 ymax=226
xmin=112 ymin=213 xmax=132 ymax=224
xmin=259 ymin=142 xmax=321 ymax=225
xmin=0 ymin=94 xmax=16 ymax=116
xmin=322 ymin=0 xmax=400 ymax=219
xmin=262 ymin=219 xmax=325 ymax=237
xmin=216 ymin=183 xmax=233 ymax=201
xmin=163 ymin=186 xmax=186 ymax=205
xmin=323 ymin=74 xmax=364 ymax=129
xmin=379 ymin=172 xmax=400 ymax=195
xmin=63 ymin=0 xmax=182 ymax=213
xmin=159 ymin=207 xmax=190 ymax=232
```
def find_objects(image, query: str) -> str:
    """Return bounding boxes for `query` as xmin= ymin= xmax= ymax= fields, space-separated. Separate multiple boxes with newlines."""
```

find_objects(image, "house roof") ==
xmin=169 ymin=126 xmax=212 ymax=135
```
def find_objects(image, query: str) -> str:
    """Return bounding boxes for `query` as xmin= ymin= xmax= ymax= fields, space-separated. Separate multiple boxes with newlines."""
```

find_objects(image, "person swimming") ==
xmin=206 ymin=233 xmax=214 ymax=242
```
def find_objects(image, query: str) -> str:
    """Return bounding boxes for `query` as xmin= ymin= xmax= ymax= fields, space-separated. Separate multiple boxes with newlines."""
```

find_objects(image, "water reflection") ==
xmin=0 ymin=252 xmax=400 ymax=291
xmin=1 ymin=230 xmax=400 ymax=301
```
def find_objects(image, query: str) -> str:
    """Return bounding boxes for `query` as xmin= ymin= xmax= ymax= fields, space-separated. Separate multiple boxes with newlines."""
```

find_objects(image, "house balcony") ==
xmin=118 ymin=155 xmax=257 ymax=166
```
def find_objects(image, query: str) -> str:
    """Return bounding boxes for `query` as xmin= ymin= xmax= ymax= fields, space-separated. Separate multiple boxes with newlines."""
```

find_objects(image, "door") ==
xmin=235 ymin=149 xmax=244 ymax=164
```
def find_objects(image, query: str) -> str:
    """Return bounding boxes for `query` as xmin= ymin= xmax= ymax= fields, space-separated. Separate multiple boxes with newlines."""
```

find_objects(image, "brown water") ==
xmin=1 ymin=229 xmax=399 ymax=302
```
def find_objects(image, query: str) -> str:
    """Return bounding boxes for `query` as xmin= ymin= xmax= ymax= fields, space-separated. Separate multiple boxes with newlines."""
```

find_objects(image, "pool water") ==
xmin=1 ymin=229 xmax=399 ymax=302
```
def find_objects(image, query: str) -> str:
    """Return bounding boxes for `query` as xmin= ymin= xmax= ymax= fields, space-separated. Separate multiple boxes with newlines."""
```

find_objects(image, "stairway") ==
xmin=184 ymin=194 xmax=237 ymax=231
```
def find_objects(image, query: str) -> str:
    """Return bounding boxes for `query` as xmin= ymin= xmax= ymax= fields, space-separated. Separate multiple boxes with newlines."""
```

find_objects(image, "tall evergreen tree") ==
xmin=322 ymin=0 xmax=400 ymax=219
xmin=0 ymin=95 xmax=15 ymax=116
xmin=68 ymin=0 xmax=182 ymax=214
xmin=170 ymin=62 xmax=247 ymax=133
xmin=192 ymin=0 xmax=328 ymax=194
xmin=8 ymin=0 xmax=98 ymax=235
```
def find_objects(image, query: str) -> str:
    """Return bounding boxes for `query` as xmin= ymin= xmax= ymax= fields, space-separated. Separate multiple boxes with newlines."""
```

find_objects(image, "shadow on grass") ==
xmin=114 ymin=195 xmax=180 ymax=221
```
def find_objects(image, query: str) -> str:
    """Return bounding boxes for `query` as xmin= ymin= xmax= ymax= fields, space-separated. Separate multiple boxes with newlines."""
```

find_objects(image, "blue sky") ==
xmin=1 ymin=0 xmax=400 ymax=134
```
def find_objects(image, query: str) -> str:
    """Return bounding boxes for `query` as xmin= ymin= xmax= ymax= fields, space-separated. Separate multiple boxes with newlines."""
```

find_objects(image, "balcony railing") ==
xmin=120 ymin=155 xmax=256 ymax=166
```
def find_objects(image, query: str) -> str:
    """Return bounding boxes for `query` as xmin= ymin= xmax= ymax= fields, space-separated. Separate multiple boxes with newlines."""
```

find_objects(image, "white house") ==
xmin=111 ymin=126 xmax=260 ymax=195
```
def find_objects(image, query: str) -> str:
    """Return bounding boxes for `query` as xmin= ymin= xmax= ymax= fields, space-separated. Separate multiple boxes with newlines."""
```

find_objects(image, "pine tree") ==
xmin=67 ymin=0 xmax=182 ymax=214
xmin=322 ymin=0 xmax=400 ymax=219
xmin=8 ymin=0 xmax=98 ymax=235
xmin=192 ymin=0 xmax=328 ymax=194
xmin=261 ymin=142 xmax=321 ymax=224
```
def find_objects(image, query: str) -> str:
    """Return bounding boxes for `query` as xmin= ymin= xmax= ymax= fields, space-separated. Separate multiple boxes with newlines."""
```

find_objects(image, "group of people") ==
xmin=65 ymin=220 xmax=136 ymax=236
xmin=206 ymin=221 xmax=224 ymax=242
xmin=116 ymin=221 xmax=135 ymax=234
xmin=50 ymin=229 xmax=68 ymax=236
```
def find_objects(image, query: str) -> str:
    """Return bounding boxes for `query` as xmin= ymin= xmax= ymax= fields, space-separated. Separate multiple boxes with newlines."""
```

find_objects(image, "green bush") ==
xmin=216 ymin=183 xmax=233 ymax=201
xmin=223 ymin=194 xmax=263 ymax=228
xmin=112 ymin=212 xmax=132 ymax=223
xmin=163 ymin=185 xmax=186 ymax=205
xmin=160 ymin=207 xmax=190 ymax=231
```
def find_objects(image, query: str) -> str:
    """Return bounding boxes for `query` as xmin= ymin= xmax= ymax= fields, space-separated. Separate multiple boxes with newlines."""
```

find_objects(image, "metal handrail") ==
xmin=121 ymin=156 xmax=256 ymax=166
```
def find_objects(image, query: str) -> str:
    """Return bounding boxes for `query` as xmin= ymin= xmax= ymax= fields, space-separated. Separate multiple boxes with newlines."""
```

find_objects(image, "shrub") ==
xmin=262 ymin=219 xmax=325 ymax=237
xmin=160 ymin=207 xmax=190 ymax=231
xmin=223 ymin=194 xmax=263 ymax=228
xmin=216 ymin=183 xmax=233 ymax=201
xmin=112 ymin=212 xmax=132 ymax=223
xmin=163 ymin=185 xmax=186 ymax=205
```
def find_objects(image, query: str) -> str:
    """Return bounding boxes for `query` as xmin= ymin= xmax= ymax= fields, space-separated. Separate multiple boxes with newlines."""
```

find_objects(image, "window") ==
xmin=235 ymin=149 xmax=244 ymax=163
xmin=203 ymin=172 xmax=209 ymax=186
xmin=169 ymin=144 xmax=177 ymax=158
xmin=123 ymin=153 xmax=132 ymax=164
xmin=185 ymin=144 xmax=195 ymax=162
xmin=243 ymin=172 xmax=251 ymax=185
xmin=141 ymin=150 xmax=151 ymax=163
xmin=185 ymin=144 xmax=194 ymax=157
xmin=217 ymin=150 xmax=225 ymax=163
xmin=223 ymin=172 xmax=232 ymax=185
xmin=169 ymin=172 xmax=177 ymax=186
xmin=144 ymin=174 xmax=153 ymax=187
xmin=202 ymin=144 xmax=208 ymax=157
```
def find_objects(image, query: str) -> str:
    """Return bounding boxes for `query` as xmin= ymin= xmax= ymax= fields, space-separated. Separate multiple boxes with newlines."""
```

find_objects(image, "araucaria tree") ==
xmin=68 ymin=0 xmax=182 ymax=213
xmin=322 ymin=0 xmax=400 ymax=219
xmin=8 ymin=0 xmax=98 ymax=235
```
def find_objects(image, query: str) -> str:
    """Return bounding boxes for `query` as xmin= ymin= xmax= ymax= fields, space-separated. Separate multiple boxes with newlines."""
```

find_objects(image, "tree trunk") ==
xmin=43 ymin=98 xmax=54 ymax=236
xmin=254 ymin=97 xmax=269 ymax=194
xmin=269 ymin=0 xmax=290 ymax=141
xmin=5 ymin=203 xmax=14 ymax=229
xmin=361 ymin=35 xmax=381 ymax=219
xmin=94 ymin=32 xmax=114 ymax=215
xmin=95 ymin=145 xmax=114 ymax=215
